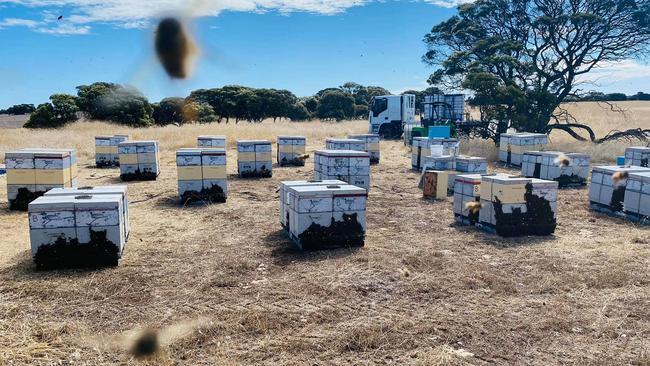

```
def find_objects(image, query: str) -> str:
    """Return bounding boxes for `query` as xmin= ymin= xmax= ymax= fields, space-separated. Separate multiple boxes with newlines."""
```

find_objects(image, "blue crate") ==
xmin=428 ymin=126 xmax=451 ymax=139
xmin=617 ymin=156 xmax=625 ymax=166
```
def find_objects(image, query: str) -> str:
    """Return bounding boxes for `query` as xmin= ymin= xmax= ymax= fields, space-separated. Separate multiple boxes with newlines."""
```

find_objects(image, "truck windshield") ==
xmin=371 ymin=98 xmax=388 ymax=117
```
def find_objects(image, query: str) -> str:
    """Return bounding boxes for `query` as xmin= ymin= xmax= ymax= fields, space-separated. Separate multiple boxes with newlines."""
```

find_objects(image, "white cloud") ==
xmin=0 ymin=17 xmax=39 ymax=28
xmin=423 ymin=0 xmax=471 ymax=8
xmin=37 ymin=22 xmax=90 ymax=34
xmin=579 ymin=60 xmax=650 ymax=85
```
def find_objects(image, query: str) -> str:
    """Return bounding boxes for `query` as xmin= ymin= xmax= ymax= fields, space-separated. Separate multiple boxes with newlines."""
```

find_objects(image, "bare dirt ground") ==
xmin=0 ymin=104 xmax=649 ymax=365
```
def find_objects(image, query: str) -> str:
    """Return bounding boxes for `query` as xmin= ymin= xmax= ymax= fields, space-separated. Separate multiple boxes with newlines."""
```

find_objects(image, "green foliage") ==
xmin=0 ymin=103 xmax=35 ymax=115
xmin=287 ymin=102 xmax=311 ymax=121
xmin=153 ymin=97 xmax=185 ymax=125
xmin=76 ymin=82 xmax=154 ymax=126
xmin=316 ymin=90 xmax=355 ymax=121
xmin=182 ymin=102 xmax=217 ymax=123
xmin=424 ymin=0 xmax=650 ymax=140
xmin=25 ymin=94 xmax=79 ymax=128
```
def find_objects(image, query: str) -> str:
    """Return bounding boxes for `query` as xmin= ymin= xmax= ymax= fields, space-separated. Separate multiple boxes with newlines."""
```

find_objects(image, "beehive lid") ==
xmin=45 ymin=186 xmax=127 ymax=197
xmin=281 ymin=179 xmax=347 ymax=188
xmin=95 ymin=136 xmax=113 ymax=140
xmin=629 ymin=172 xmax=650 ymax=183
xmin=456 ymin=155 xmax=486 ymax=162
xmin=501 ymin=132 xmax=546 ymax=138
xmin=627 ymin=146 xmax=650 ymax=152
xmin=429 ymin=138 xmax=458 ymax=143
xmin=29 ymin=195 xmax=76 ymax=211
xmin=238 ymin=140 xmax=270 ymax=144
xmin=74 ymin=194 xmax=122 ymax=210
xmin=315 ymin=149 xmax=370 ymax=157
xmin=456 ymin=174 xmax=483 ymax=184
xmin=326 ymin=138 xmax=364 ymax=143
xmin=483 ymin=174 xmax=529 ymax=185
xmin=20 ymin=148 xmax=77 ymax=155
xmin=530 ymin=178 xmax=559 ymax=188
xmin=592 ymin=165 xmax=650 ymax=174
xmin=5 ymin=150 xmax=34 ymax=159
xmin=177 ymin=148 xmax=203 ymax=156
xmin=134 ymin=140 xmax=158 ymax=145
xmin=349 ymin=134 xmax=379 ymax=138
xmin=201 ymin=148 xmax=226 ymax=156
xmin=198 ymin=135 xmax=226 ymax=139
xmin=277 ymin=135 xmax=305 ymax=140
xmin=289 ymin=184 xmax=367 ymax=196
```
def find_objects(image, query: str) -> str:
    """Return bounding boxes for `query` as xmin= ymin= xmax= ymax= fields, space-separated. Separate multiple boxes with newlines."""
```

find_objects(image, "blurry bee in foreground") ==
xmin=155 ymin=17 xmax=198 ymax=79
xmin=554 ymin=155 xmax=571 ymax=167
xmin=465 ymin=201 xmax=482 ymax=214
xmin=612 ymin=171 xmax=629 ymax=186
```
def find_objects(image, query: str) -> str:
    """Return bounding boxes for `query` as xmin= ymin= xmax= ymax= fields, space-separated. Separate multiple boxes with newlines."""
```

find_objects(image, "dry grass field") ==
xmin=0 ymin=102 xmax=649 ymax=365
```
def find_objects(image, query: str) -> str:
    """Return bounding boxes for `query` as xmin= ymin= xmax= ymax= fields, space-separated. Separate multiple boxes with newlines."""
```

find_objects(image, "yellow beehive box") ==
xmin=294 ymin=145 xmax=306 ymax=154
xmin=35 ymin=169 xmax=70 ymax=185
xmin=202 ymin=165 xmax=227 ymax=180
xmin=95 ymin=146 xmax=112 ymax=154
xmin=423 ymin=170 xmax=451 ymax=200
xmin=279 ymin=145 xmax=294 ymax=153
xmin=492 ymin=182 xmax=528 ymax=203
xmin=238 ymin=152 xmax=256 ymax=162
xmin=7 ymin=169 xmax=36 ymax=185
xmin=119 ymin=154 xmax=139 ymax=165
xmin=256 ymin=152 xmax=272 ymax=161
xmin=177 ymin=166 xmax=203 ymax=181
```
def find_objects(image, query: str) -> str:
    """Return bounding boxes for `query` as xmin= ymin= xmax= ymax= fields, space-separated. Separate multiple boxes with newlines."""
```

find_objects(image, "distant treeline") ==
xmin=12 ymin=82 xmax=392 ymax=129
xmin=565 ymin=91 xmax=650 ymax=102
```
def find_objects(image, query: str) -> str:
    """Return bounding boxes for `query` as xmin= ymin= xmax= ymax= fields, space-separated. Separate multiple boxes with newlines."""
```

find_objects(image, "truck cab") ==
xmin=369 ymin=94 xmax=415 ymax=139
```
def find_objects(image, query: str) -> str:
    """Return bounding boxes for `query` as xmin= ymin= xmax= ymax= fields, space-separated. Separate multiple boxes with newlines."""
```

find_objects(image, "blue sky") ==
xmin=1 ymin=0 xmax=650 ymax=108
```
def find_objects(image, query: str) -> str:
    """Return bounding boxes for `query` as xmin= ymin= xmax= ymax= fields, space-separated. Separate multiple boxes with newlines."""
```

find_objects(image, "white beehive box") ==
xmin=314 ymin=150 xmax=371 ymax=190
xmin=237 ymin=140 xmax=272 ymax=178
xmin=44 ymin=186 xmax=130 ymax=240
xmin=95 ymin=135 xmax=129 ymax=167
xmin=325 ymin=138 xmax=365 ymax=152
xmin=453 ymin=174 xmax=483 ymax=225
xmin=348 ymin=134 xmax=381 ymax=164
xmin=285 ymin=184 xmax=367 ymax=250
xmin=278 ymin=179 xmax=347 ymax=229
xmin=624 ymin=147 xmax=650 ymax=167
xmin=177 ymin=148 xmax=228 ymax=203
xmin=499 ymin=133 xmax=548 ymax=166
xmin=522 ymin=151 xmax=590 ymax=186
xmin=623 ymin=172 xmax=650 ymax=221
xmin=455 ymin=156 xmax=488 ymax=173
xmin=198 ymin=135 xmax=226 ymax=148
xmin=589 ymin=165 xmax=650 ymax=214
xmin=5 ymin=148 xmax=78 ymax=211
xmin=422 ymin=155 xmax=456 ymax=171
xmin=277 ymin=136 xmax=307 ymax=166
xmin=411 ymin=138 xmax=460 ymax=171
xmin=479 ymin=174 xmax=558 ymax=237
xmin=29 ymin=194 xmax=125 ymax=268
xmin=118 ymin=140 xmax=160 ymax=181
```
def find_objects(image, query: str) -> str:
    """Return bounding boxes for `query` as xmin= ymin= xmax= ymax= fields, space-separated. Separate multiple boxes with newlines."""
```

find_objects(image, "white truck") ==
xmin=368 ymin=94 xmax=415 ymax=139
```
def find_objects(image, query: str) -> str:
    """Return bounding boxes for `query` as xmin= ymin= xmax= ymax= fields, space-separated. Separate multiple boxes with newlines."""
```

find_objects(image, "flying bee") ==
xmin=612 ymin=171 xmax=629 ymax=186
xmin=554 ymin=155 xmax=571 ymax=167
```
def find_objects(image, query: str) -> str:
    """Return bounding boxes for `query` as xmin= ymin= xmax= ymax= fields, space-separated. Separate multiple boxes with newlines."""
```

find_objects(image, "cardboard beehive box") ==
xmin=95 ymin=135 xmax=129 ymax=167
xmin=198 ymin=135 xmax=226 ymax=148
xmin=285 ymin=184 xmax=367 ymax=250
xmin=325 ymin=138 xmax=365 ymax=152
xmin=28 ymin=194 xmax=126 ymax=269
xmin=279 ymin=179 xmax=347 ymax=229
xmin=479 ymin=175 xmax=558 ymax=237
xmin=277 ymin=136 xmax=307 ymax=166
xmin=314 ymin=150 xmax=371 ymax=190
xmin=348 ymin=134 xmax=381 ymax=164
xmin=589 ymin=165 xmax=650 ymax=214
xmin=44 ymin=186 xmax=130 ymax=240
xmin=422 ymin=170 xmax=457 ymax=200
xmin=453 ymin=174 xmax=483 ymax=225
xmin=499 ymin=133 xmax=548 ymax=166
xmin=177 ymin=148 xmax=227 ymax=203
xmin=522 ymin=151 xmax=590 ymax=187
xmin=623 ymin=172 xmax=650 ymax=222
xmin=5 ymin=148 xmax=78 ymax=211
xmin=237 ymin=140 xmax=272 ymax=178
xmin=411 ymin=137 xmax=460 ymax=171
xmin=118 ymin=141 xmax=160 ymax=181
xmin=624 ymin=147 xmax=650 ymax=167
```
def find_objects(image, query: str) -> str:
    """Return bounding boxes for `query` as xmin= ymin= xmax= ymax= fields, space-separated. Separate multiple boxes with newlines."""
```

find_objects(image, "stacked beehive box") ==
xmin=95 ymin=135 xmax=129 ymax=167
xmin=325 ymin=138 xmax=365 ymax=152
xmin=453 ymin=174 xmax=483 ymax=225
xmin=348 ymin=134 xmax=381 ymax=164
xmin=422 ymin=155 xmax=456 ymax=171
xmin=284 ymin=183 xmax=367 ymax=250
xmin=237 ymin=140 xmax=272 ymax=178
xmin=28 ymin=193 xmax=126 ymax=269
xmin=314 ymin=150 xmax=371 ymax=190
xmin=198 ymin=135 xmax=226 ymax=148
xmin=5 ymin=148 xmax=78 ymax=211
xmin=589 ymin=166 xmax=650 ymax=214
xmin=499 ymin=133 xmax=548 ymax=166
xmin=522 ymin=151 xmax=590 ymax=186
xmin=279 ymin=179 xmax=346 ymax=229
xmin=44 ymin=186 xmax=130 ymax=240
xmin=118 ymin=141 xmax=160 ymax=181
xmin=479 ymin=175 xmax=558 ymax=237
xmin=277 ymin=136 xmax=307 ymax=166
xmin=623 ymin=172 xmax=650 ymax=222
xmin=176 ymin=148 xmax=228 ymax=203
xmin=455 ymin=156 xmax=488 ymax=173
xmin=411 ymin=137 xmax=460 ymax=171
xmin=624 ymin=147 xmax=650 ymax=167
